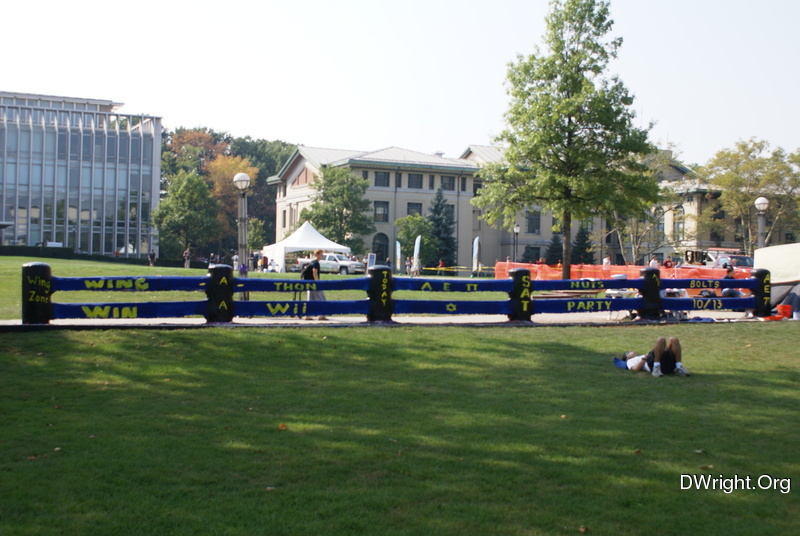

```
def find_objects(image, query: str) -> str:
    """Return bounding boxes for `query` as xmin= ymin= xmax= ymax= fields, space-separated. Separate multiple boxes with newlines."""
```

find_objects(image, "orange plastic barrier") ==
xmin=494 ymin=262 xmax=752 ymax=294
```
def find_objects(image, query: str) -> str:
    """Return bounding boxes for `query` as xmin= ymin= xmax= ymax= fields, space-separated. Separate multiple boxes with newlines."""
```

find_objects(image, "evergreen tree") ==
xmin=544 ymin=233 xmax=563 ymax=265
xmin=570 ymin=225 xmax=595 ymax=264
xmin=521 ymin=245 xmax=539 ymax=263
xmin=427 ymin=188 xmax=457 ymax=268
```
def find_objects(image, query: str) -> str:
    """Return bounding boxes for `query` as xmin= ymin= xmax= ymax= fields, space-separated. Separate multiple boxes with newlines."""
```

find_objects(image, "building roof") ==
xmin=344 ymin=146 xmax=479 ymax=173
xmin=270 ymin=145 xmax=484 ymax=184
xmin=0 ymin=90 xmax=124 ymax=109
xmin=297 ymin=146 xmax=366 ymax=168
xmin=459 ymin=144 xmax=505 ymax=164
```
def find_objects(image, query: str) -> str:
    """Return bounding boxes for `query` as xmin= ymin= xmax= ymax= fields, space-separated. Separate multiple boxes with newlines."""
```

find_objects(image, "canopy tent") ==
xmin=261 ymin=221 xmax=350 ymax=272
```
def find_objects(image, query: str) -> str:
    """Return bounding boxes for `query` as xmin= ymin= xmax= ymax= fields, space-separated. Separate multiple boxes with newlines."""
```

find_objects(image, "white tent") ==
xmin=754 ymin=243 xmax=800 ymax=309
xmin=261 ymin=221 xmax=350 ymax=272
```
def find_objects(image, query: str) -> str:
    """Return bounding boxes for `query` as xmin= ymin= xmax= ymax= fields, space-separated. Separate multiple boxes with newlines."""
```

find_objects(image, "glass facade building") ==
xmin=0 ymin=91 xmax=161 ymax=256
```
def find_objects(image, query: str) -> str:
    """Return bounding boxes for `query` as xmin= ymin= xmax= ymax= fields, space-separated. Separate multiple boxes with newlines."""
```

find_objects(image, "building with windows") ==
xmin=0 ymin=91 xmax=161 ymax=256
xmin=269 ymin=145 xmax=599 ymax=269
xmin=271 ymin=144 xmax=796 ymax=270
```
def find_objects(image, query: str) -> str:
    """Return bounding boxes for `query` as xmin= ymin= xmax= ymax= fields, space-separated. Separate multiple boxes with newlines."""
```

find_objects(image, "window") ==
xmin=710 ymin=207 xmax=725 ymax=242
xmin=441 ymin=175 xmax=455 ymax=190
xmin=374 ymin=201 xmax=389 ymax=222
xmin=429 ymin=175 xmax=435 ymax=190
xmin=581 ymin=219 xmax=594 ymax=233
xmin=525 ymin=210 xmax=541 ymax=234
xmin=375 ymin=171 xmax=389 ymax=187
xmin=408 ymin=173 xmax=423 ymax=189
xmin=362 ymin=170 xmax=369 ymax=180
xmin=460 ymin=176 xmax=467 ymax=192
xmin=444 ymin=204 xmax=455 ymax=221
xmin=673 ymin=207 xmax=685 ymax=241
xmin=472 ymin=209 xmax=482 ymax=232
xmin=372 ymin=233 xmax=389 ymax=262
xmin=407 ymin=202 xmax=422 ymax=216
xmin=395 ymin=172 xmax=402 ymax=188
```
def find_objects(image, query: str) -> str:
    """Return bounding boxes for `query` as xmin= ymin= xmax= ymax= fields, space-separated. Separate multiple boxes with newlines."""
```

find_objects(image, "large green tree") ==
xmin=151 ymin=170 xmax=221 ymax=259
xmin=428 ymin=188 xmax=457 ymax=268
xmin=473 ymin=0 xmax=658 ymax=278
xmin=299 ymin=167 xmax=375 ymax=254
xmin=699 ymin=138 xmax=800 ymax=254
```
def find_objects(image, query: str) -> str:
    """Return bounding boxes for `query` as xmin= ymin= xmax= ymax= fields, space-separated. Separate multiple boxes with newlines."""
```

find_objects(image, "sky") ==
xmin=6 ymin=0 xmax=799 ymax=166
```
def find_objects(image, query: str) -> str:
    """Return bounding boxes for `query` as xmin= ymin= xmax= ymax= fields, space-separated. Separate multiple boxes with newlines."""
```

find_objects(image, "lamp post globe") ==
xmin=754 ymin=196 xmax=769 ymax=249
xmin=233 ymin=172 xmax=251 ymax=191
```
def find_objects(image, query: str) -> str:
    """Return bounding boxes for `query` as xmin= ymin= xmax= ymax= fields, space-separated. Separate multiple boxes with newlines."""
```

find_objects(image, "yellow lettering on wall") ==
xmin=266 ymin=303 xmax=291 ymax=314
xmin=82 ymin=305 xmax=111 ymax=318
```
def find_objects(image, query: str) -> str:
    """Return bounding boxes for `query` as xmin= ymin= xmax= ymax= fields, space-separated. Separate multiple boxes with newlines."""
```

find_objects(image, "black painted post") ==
xmin=508 ymin=268 xmax=532 ymax=322
xmin=637 ymin=267 xmax=662 ymax=320
xmin=751 ymin=269 xmax=772 ymax=317
xmin=367 ymin=266 xmax=393 ymax=322
xmin=205 ymin=264 xmax=235 ymax=323
xmin=22 ymin=262 xmax=53 ymax=324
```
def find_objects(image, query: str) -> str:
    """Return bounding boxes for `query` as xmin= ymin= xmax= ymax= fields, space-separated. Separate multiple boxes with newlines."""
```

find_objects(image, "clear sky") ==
xmin=6 ymin=0 xmax=798 ymax=166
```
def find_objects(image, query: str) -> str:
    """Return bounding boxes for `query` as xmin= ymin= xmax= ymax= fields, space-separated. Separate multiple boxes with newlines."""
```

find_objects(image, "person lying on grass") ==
xmin=615 ymin=336 xmax=690 ymax=377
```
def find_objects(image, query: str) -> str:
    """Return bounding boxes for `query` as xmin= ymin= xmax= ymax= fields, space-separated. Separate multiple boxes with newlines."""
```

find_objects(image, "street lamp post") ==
xmin=233 ymin=172 xmax=251 ymax=273
xmin=754 ymin=196 xmax=769 ymax=249
xmin=513 ymin=223 xmax=520 ymax=262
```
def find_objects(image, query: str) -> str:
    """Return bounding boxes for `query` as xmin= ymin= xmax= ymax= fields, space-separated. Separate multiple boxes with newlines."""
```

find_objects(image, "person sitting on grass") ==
xmin=614 ymin=336 xmax=690 ymax=377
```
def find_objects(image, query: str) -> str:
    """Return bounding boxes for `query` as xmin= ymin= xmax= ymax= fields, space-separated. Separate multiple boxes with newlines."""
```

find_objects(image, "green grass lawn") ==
xmin=1 ymin=323 xmax=798 ymax=535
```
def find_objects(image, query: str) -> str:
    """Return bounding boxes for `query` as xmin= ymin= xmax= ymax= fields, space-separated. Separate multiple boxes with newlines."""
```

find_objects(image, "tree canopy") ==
xmin=395 ymin=214 xmax=437 ymax=267
xmin=157 ymin=127 xmax=296 ymax=255
xmin=699 ymin=138 xmax=800 ymax=253
xmin=299 ymin=167 xmax=375 ymax=254
xmin=473 ymin=0 xmax=658 ymax=277
xmin=151 ymin=170 xmax=221 ymax=259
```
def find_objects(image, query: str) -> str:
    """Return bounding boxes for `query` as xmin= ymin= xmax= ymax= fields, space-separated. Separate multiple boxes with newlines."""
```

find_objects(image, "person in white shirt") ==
xmin=619 ymin=336 xmax=690 ymax=377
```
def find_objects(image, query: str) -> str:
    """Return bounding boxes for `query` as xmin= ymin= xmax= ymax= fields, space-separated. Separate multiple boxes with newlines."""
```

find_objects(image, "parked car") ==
xmin=297 ymin=253 xmax=366 ymax=275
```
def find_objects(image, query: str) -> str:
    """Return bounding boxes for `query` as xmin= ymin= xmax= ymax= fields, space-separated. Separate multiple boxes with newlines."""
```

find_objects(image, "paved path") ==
xmin=0 ymin=309 xmax=758 ymax=328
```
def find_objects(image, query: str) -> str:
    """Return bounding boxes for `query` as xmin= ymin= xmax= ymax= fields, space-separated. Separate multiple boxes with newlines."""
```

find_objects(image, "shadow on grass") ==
xmin=1 ymin=325 xmax=797 ymax=535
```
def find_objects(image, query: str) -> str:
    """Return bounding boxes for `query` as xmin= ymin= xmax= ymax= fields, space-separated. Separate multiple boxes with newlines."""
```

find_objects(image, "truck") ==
xmin=683 ymin=248 xmax=753 ymax=270
xmin=297 ymin=253 xmax=366 ymax=275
